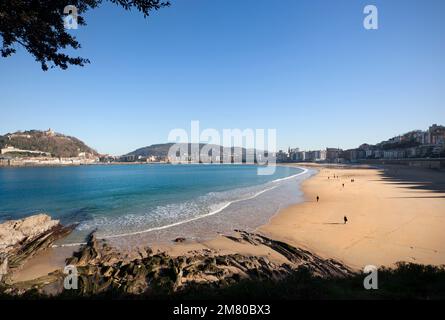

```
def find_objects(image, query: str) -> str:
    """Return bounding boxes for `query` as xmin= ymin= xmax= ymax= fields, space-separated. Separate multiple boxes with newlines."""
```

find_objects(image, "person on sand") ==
xmin=342 ymin=183 xmax=344 ymax=188
xmin=316 ymin=195 xmax=319 ymax=202
xmin=344 ymin=216 xmax=348 ymax=224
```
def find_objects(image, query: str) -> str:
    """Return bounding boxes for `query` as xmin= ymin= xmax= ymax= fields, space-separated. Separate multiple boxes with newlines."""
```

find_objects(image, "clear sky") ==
xmin=1 ymin=0 xmax=444 ymax=155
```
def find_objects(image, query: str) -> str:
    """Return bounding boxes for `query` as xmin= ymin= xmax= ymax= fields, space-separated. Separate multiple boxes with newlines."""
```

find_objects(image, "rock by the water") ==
xmin=44 ymin=231 xmax=352 ymax=296
xmin=3 ymin=229 xmax=353 ymax=296
xmin=0 ymin=214 xmax=58 ymax=252
xmin=0 ymin=254 xmax=8 ymax=282
xmin=0 ymin=214 xmax=76 ymax=280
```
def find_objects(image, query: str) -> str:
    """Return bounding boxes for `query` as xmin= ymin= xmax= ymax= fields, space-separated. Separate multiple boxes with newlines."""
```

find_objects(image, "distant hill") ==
xmin=126 ymin=143 xmax=230 ymax=158
xmin=0 ymin=129 xmax=98 ymax=158
xmin=126 ymin=143 xmax=263 ymax=162
xmin=126 ymin=143 xmax=176 ymax=158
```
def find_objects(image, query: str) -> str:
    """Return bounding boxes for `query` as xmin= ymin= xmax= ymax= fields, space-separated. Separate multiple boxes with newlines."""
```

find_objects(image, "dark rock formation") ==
xmin=0 ymin=214 xmax=76 ymax=282
xmin=173 ymin=237 xmax=186 ymax=243
xmin=2 ymin=228 xmax=353 ymax=297
xmin=229 ymin=230 xmax=351 ymax=278
xmin=53 ymin=230 xmax=352 ymax=296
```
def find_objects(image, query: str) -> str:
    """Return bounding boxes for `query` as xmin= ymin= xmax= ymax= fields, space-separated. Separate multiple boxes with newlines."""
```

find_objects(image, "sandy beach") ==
xmin=261 ymin=164 xmax=445 ymax=270
xmin=10 ymin=164 xmax=445 ymax=283
xmin=146 ymin=164 xmax=445 ymax=271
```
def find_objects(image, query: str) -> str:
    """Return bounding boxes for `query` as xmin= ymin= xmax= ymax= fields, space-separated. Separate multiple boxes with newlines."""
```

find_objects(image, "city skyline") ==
xmin=1 ymin=123 xmax=443 ymax=159
xmin=1 ymin=0 xmax=444 ymax=155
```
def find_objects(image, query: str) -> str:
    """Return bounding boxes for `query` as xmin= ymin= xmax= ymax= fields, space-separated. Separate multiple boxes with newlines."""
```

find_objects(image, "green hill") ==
xmin=126 ymin=143 xmax=176 ymax=158
xmin=125 ymin=143 xmax=264 ymax=163
xmin=0 ymin=130 xmax=98 ymax=158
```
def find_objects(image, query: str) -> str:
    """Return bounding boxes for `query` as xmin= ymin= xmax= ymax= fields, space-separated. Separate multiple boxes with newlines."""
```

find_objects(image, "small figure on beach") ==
xmin=316 ymin=195 xmax=319 ymax=202
xmin=344 ymin=216 xmax=348 ymax=224
xmin=342 ymin=183 xmax=344 ymax=188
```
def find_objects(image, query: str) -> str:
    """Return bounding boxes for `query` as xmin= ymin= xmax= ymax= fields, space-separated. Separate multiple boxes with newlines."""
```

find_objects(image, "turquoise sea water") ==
xmin=0 ymin=164 xmax=312 ymax=245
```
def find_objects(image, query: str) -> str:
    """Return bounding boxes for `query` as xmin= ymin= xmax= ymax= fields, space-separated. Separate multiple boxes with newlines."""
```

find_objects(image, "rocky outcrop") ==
xmin=228 ymin=230 xmax=351 ymax=278
xmin=1 ymin=227 xmax=353 ymax=296
xmin=173 ymin=237 xmax=186 ymax=243
xmin=55 ymin=230 xmax=352 ymax=296
xmin=0 ymin=255 xmax=7 ymax=282
xmin=0 ymin=214 xmax=76 ymax=281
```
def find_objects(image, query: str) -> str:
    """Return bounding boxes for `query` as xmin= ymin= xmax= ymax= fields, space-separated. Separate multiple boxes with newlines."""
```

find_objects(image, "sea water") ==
xmin=0 ymin=164 xmax=314 ymax=245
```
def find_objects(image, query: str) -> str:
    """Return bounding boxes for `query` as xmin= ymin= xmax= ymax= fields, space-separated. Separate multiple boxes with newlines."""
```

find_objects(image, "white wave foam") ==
xmin=270 ymin=167 xmax=308 ymax=183
xmin=59 ymin=166 xmax=310 ymax=244
xmin=100 ymin=184 xmax=278 ymax=239
xmin=53 ymin=242 xmax=86 ymax=248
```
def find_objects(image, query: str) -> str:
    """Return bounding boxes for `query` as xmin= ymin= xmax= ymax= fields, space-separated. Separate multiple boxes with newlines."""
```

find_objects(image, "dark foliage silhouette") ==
xmin=0 ymin=0 xmax=169 ymax=70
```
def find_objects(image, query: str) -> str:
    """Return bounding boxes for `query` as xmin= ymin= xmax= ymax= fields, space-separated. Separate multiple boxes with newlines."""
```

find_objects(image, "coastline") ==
xmin=261 ymin=163 xmax=445 ymax=269
xmin=0 ymin=161 xmax=278 ymax=169
xmin=8 ymin=163 xmax=445 ymax=284
xmin=150 ymin=163 xmax=445 ymax=271
xmin=0 ymin=161 xmax=162 ymax=168
xmin=9 ymin=165 xmax=310 ymax=282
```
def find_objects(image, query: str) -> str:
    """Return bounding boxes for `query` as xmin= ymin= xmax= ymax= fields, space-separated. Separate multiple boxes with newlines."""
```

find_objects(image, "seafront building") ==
xmin=0 ymin=146 xmax=51 ymax=156
xmin=279 ymin=148 xmax=327 ymax=163
xmin=2 ymin=124 xmax=443 ymax=167
xmin=278 ymin=124 xmax=445 ymax=165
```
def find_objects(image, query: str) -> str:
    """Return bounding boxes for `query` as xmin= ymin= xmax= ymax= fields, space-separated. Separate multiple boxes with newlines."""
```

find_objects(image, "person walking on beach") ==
xmin=316 ymin=195 xmax=319 ymax=202
xmin=344 ymin=216 xmax=348 ymax=224
xmin=342 ymin=183 xmax=344 ymax=188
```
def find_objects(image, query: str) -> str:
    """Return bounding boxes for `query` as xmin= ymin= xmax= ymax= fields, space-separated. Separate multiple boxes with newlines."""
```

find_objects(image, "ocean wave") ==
xmin=271 ymin=167 xmax=308 ymax=183
xmin=71 ymin=167 xmax=309 ymax=241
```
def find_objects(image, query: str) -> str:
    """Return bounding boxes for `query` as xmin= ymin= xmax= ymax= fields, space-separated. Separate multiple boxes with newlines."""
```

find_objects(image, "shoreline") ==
xmin=150 ymin=163 xmax=445 ymax=271
xmin=101 ymin=166 xmax=310 ymax=241
xmin=261 ymin=163 xmax=445 ymax=269
xmin=0 ymin=161 xmax=163 ymax=169
xmin=8 ymin=163 xmax=445 ymax=283
xmin=8 ymin=165 xmax=310 ymax=282
xmin=46 ymin=164 xmax=308 ymax=246
xmin=0 ymin=161 xmax=288 ymax=169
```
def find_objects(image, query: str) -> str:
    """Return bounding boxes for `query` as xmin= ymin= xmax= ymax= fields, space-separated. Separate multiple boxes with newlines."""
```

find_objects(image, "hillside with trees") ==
xmin=0 ymin=130 xmax=98 ymax=158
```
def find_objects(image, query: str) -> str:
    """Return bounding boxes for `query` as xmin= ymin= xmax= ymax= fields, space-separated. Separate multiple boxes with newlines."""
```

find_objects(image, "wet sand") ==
xmin=156 ymin=164 xmax=445 ymax=271
xmin=11 ymin=246 xmax=78 ymax=283
xmin=11 ymin=164 xmax=445 ymax=282
xmin=260 ymin=164 xmax=445 ymax=270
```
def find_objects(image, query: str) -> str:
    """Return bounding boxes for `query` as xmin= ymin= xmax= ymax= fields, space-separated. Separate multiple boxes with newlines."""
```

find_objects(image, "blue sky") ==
xmin=1 ymin=0 xmax=444 ymax=155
